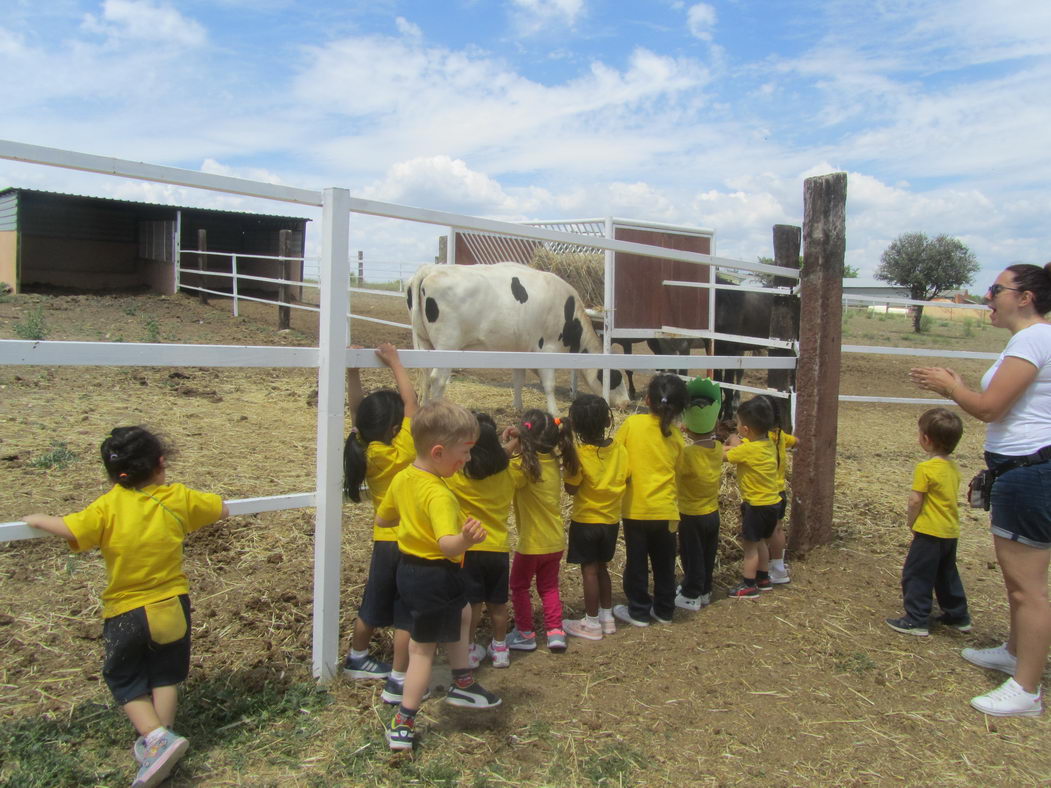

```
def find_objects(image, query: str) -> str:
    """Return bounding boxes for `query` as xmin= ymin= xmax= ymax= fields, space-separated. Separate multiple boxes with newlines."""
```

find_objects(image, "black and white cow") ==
xmin=407 ymin=262 xmax=630 ymax=412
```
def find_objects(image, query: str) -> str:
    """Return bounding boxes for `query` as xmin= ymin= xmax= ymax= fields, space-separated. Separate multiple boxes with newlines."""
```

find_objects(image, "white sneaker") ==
xmin=467 ymin=642 xmax=486 ymax=669
xmin=598 ymin=614 xmax=616 ymax=635
xmin=563 ymin=618 xmax=603 ymax=641
xmin=674 ymin=593 xmax=702 ymax=611
xmin=970 ymin=678 xmax=1043 ymax=717
xmin=769 ymin=566 xmax=791 ymax=585
xmin=487 ymin=640 xmax=510 ymax=668
xmin=698 ymin=593 xmax=712 ymax=607
xmin=961 ymin=643 xmax=1017 ymax=675
xmin=612 ymin=604 xmax=649 ymax=628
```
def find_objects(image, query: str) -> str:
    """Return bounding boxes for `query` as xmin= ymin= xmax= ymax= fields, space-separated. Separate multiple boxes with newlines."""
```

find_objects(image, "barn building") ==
xmin=0 ymin=187 xmax=308 ymax=296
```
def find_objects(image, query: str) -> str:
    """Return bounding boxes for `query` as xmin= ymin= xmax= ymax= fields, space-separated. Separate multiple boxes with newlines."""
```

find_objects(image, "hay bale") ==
xmin=529 ymin=248 xmax=605 ymax=309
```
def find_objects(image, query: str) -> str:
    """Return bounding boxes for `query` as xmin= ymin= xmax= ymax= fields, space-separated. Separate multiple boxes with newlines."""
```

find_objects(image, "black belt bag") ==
xmin=969 ymin=444 xmax=1051 ymax=510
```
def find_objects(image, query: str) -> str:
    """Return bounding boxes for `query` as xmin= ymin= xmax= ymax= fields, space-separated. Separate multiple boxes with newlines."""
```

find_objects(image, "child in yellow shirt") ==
xmin=375 ymin=400 xmax=500 ymax=751
xmin=724 ymin=397 xmax=782 ymax=599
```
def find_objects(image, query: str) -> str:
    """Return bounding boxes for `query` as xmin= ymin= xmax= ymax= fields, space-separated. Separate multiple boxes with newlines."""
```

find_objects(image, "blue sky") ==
xmin=2 ymin=0 xmax=1049 ymax=288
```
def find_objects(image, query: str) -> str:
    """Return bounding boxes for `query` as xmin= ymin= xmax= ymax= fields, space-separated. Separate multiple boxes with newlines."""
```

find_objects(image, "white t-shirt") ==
xmin=981 ymin=322 xmax=1051 ymax=455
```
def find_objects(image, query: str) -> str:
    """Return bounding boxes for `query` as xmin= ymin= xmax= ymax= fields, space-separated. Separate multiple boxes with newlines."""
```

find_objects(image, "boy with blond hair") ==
xmin=376 ymin=399 xmax=502 ymax=751
xmin=886 ymin=407 xmax=970 ymax=637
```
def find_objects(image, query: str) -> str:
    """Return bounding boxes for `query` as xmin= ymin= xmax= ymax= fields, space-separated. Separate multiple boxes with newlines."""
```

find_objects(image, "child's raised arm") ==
xmin=347 ymin=351 xmax=366 ymax=422
xmin=22 ymin=514 xmax=74 ymax=541
xmin=376 ymin=343 xmax=418 ymax=419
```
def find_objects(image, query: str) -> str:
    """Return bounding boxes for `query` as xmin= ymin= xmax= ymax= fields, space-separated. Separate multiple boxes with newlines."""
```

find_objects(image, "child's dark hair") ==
xmin=646 ymin=374 xmax=689 ymax=436
xmin=736 ymin=396 xmax=777 ymax=437
xmin=101 ymin=426 xmax=167 ymax=488
xmin=463 ymin=412 xmax=509 ymax=480
xmin=343 ymin=389 xmax=404 ymax=503
xmin=568 ymin=394 xmax=612 ymax=446
xmin=517 ymin=408 xmax=580 ymax=483
xmin=755 ymin=394 xmax=785 ymax=468
xmin=918 ymin=407 xmax=963 ymax=454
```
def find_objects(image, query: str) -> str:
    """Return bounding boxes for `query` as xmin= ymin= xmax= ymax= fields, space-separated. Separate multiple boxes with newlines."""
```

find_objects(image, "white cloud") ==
xmin=362 ymin=155 xmax=528 ymax=216
xmin=686 ymin=3 xmax=716 ymax=41
xmin=509 ymin=0 xmax=586 ymax=36
xmin=394 ymin=16 xmax=422 ymax=40
xmin=81 ymin=0 xmax=206 ymax=47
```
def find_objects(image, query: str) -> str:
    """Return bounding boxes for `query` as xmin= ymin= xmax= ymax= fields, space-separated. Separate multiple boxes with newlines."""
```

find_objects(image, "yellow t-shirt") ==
xmin=616 ymin=413 xmax=684 ymax=520
xmin=911 ymin=456 xmax=961 ymax=539
xmin=445 ymin=465 xmax=525 ymax=553
xmin=564 ymin=442 xmax=629 ymax=524
xmin=677 ymin=440 xmax=723 ymax=516
xmin=63 ymin=483 xmax=224 ymax=619
xmin=725 ymin=439 xmax=782 ymax=506
xmin=770 ymin=430 xmax=797 ymax=492
xmin=376 ymin=465 xmax=463 ymax=563
xmin=364 ymin=416 xmax=416 ymax=542
xmin=512 ymin=453 xmax=565 ymax=554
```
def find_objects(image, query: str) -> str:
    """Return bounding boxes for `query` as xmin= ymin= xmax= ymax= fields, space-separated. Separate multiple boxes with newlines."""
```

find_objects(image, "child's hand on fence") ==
xmin=375 ymin=342 xmax=401 ymax=368
xmin=461 ymin=517 xmax=487 ymax=545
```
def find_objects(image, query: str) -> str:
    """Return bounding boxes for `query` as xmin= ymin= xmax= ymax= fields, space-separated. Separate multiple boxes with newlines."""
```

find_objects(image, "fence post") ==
xmin=789 ymin=173 xmax=846 ymax=556
xmin=231 ymin=255 xmax=239 ymax=317
xmin=312 ymin=188 xmax=351 ymax=684
xmin=278 ymin=229 xmax=292 ymax=330
xmin=768 ymin=224 xmax=801 ymax=431
xmin=197 ymin=229 xmax=208 ymax=305
xmin=357 ymin=250 xmax=364 ymax=285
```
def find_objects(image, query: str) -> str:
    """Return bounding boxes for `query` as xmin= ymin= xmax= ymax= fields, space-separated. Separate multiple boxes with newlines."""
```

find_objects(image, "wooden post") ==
xmin=767 ymin=224 xmax=801 ymax=431
xmin=788 ymin=173 xmax=846 ymax=555
xmin=437 ymin=234 xmax=448 ymax=264
xmin=196 ymin=229 xmax=208 ymax=305
xmin=278 ymin=229 xmax=292 ymax=330
xmin=357 ymin=250 xmax=364 ymax=285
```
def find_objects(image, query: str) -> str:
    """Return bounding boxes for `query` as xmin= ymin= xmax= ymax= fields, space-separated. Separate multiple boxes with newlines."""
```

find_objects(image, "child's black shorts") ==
xmin=566 ymin=521 xmax=619 ymax=564
xmin=462 ymin=550 xmax=510 ymax=605
xmin=776 ymin=491 xmax=787 ymax=520
xmin=396 ymin=554 xmax=467 ymax=643
xmin=103 ymin=594 xmax=191 ymax=705
xmin=359 ymin=540 xmax=411 ymax=630
xmin=740 ymin=502 xmax=779 ymax=542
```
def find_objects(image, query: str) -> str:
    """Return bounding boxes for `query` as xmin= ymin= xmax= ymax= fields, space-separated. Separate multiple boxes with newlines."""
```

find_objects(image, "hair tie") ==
xmin=118 ymin=472 xmax=129 ymax=479
xmin=523 ymin=421 xmax=533 ymax=429
xmin=553 ymin=417 xmax=562 ymax=426
xmin=109 ymin=452 xmax=119 ymax=460
xmin=660 ymin=397 xmax=668 ymax=404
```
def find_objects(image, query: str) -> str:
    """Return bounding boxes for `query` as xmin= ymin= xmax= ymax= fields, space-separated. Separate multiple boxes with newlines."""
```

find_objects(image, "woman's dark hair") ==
xmin=736 ymin=396 xmax=777 ymax=437
xmin=568 ymin=394 xmax=612 ymax=446
xmin=646 ymin=374 xmax=689 ymax=437
xmin=1006 ymin=263 xmax=1051 ymax=316
xmin=343 ymin=389 xmax=404 ymax=503
xmin=463 ymin=412 xmax=509 ymax=480
xmin=517 ymin=408 xmax=580 ymax=482
xmin=100 ymin=426 xmax=167 ymax=488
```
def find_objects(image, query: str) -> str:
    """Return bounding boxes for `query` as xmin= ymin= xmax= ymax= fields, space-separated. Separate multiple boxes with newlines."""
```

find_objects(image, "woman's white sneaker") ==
xmin=961 ymin=643 xmax=1017 ymax=675
xmin=970 ymin=678 xmax=1043 ymax=717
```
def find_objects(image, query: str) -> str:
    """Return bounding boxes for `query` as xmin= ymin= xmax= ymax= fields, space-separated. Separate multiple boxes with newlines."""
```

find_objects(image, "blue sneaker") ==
xmin=132 ymin=729 xmax=189 ymax=787
xmin=343 ymin=653 xmax=391 ymax=680
xmin=380 ymin=677 xmax=431 ymax=705
xmin=386 ymin=712 xmax=416 ymax=751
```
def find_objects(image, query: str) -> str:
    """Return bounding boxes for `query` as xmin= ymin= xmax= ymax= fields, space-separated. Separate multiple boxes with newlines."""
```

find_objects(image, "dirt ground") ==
xmin=0 ymin=289 xmax=1048 ymax=787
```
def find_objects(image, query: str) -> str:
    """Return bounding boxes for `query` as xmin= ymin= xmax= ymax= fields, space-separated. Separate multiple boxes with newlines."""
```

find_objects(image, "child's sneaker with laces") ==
xmin=885 ymin=616 xmax=929 ymax=636
xmin=386 ymin=712 xmax=416 ymax=750
xmin=547 ymin=628 xmax=568 ymax=652
xmin=727 ymin=582 xmax=759 ymax=600
xmin=756 ymin=577 xmax=774 ymax=592
xmin=446 ymin=681 xmax=502 ymax=709
xmin=342 ymin=653 xmax=391 ymax=680
xmin=132 ymin=736 xmax=146 ymax=764
xmin=132 ymin=729 xmax=189 ymax=788
xmin=506 ymin=629 xmax=538 ymax=651
xmin=598 ymin=613 xmax=616 ymax=635
xmin=612 ymin=604 xmax=649 ymax=627
xmin=380 ymin=678 xmax=431 ymax=705
xmin=487 ymin=640 xmax=511 ymax=668
xmin=769 ymin=566 xmax=791 ymax=584
xmin=962 ymin=643 xmax=1017 ymax=675
xmin=970 ymin=678 xmax=1043 ymax=717
xmin=563 ymin=618 xmax=603 ymax=641
xmin=467 ymin=642 xmax=486 ymax=668
xmin=674 ymin=593 xmax=703 ymax=611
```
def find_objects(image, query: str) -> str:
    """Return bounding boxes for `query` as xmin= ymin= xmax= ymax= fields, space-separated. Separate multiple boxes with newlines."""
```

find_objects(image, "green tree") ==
xmin=875 ymin=232 xmax=979 ymax=333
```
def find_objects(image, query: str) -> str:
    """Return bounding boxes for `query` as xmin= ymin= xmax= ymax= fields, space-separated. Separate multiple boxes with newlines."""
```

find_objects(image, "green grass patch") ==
xmin=580 ymin=744 xmax=646 ymax=785
xmin=29 ymin=442 xmax=77 ymax=470
xmin=14 ymin=306 xmax=47 ymax=340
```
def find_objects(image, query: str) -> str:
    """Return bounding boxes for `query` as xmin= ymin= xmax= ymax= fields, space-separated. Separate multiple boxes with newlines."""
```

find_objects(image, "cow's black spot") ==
xmin=597 ymin=369 xmax=623 ymax=390
xmin=406 ymin=287 xmax=413 ymax=311
xmin=425 ymin=297 xmax=440 ymax=323
xmin=511 ymin=277 xmax=528 ymax=304
xmin=560 ymin=295 xmax=583 ymax=353
xmin=538 ymin=337 xmax=544 ymax=349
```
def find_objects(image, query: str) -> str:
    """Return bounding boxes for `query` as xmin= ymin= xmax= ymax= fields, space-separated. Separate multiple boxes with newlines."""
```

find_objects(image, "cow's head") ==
xmin=596 ymin=368 xmax=631 ymax=409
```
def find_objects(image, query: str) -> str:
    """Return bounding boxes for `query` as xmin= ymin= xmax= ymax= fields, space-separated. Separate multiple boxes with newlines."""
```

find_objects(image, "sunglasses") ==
xmin=987 ymin=284 xmax=1023 ymax=298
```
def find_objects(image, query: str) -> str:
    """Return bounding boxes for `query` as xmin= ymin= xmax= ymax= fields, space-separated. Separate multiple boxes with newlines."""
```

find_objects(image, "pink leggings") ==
xmin=510 ymin=551 xmax=564 ymax=633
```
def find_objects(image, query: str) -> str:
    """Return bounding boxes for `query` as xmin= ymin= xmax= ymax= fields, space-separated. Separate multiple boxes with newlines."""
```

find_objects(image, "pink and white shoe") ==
xmin=563 ymin=618 xmax=603 ymax=641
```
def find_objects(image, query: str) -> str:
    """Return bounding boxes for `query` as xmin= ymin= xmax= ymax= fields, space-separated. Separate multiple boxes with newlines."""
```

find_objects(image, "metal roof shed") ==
xmin=0 ymin=187 xmax=308 ymax=295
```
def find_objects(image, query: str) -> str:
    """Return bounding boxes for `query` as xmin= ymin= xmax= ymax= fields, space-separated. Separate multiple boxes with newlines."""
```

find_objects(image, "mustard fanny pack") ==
xmin=145 ymin=597 xmax=188 ymax=645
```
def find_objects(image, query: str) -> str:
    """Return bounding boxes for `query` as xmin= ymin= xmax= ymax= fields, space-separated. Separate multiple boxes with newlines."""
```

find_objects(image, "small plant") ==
xmin=14 ymin=306 xmax=48 ymax=340
xmin=962 ymin=317 xmax=975 ymax=338
xmin=0 ymin=281 xmax=11 ymax=302
xmin=144 ymin=317 xmax=161 ymax=343
xmin=836 ymin=651 xmax=876 ymax=674
xmin=919 ymin=314 xmax=933 ymax=333
xmin=30 ymin=441 xmax=77 ymax=470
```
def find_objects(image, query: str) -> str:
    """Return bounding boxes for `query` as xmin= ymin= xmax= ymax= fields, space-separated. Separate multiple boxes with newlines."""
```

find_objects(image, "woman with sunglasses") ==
xmin=910 ymin=263 xmax=1051 ymax=717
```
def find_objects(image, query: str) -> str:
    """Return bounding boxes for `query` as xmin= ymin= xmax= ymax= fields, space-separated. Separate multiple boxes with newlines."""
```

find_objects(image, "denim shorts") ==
xmin=986 ymin=452 xmax=1051 ymax=549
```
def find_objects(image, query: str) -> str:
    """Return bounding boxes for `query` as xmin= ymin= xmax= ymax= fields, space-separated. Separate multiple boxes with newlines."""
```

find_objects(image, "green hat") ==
xmin=683 ymin=377 xmax=722 ymax=434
